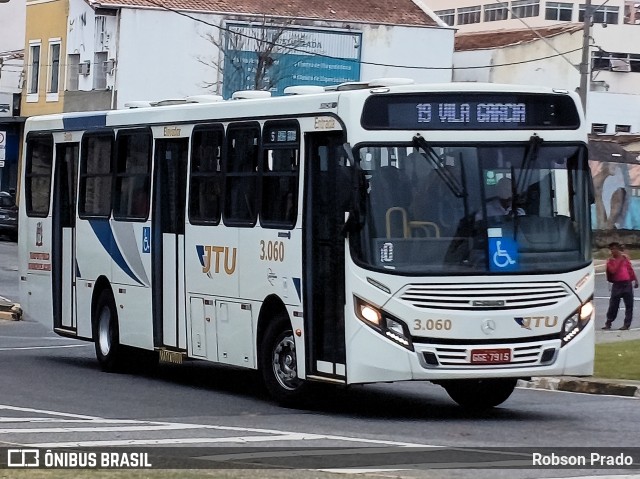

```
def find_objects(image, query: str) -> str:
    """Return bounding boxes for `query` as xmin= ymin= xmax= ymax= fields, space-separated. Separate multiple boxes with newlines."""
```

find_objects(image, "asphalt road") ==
xmin=0 ymin=240 xmax=639 ymax=478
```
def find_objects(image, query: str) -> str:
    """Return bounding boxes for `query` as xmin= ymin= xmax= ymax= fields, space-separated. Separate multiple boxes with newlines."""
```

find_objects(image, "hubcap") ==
xmin=98 ymin=307 xmax=111 ymax=357
xmin=272 ymin=332 xmax=301 ymax=391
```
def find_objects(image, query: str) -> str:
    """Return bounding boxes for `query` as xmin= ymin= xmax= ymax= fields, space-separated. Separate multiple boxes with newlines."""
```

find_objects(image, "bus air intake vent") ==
xmin=400 ymin=282 xmax=571 ymax=311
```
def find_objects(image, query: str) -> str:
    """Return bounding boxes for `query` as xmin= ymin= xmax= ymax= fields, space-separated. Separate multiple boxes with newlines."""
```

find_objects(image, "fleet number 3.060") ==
xmin=260 ymin=240 xmax=285 ymax=262
xmin=413 ymin=319 xmax=452 ymax=331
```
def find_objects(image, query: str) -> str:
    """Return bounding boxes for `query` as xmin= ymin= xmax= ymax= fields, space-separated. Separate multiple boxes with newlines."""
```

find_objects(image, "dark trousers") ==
xmin=606 ymin=282 xmax=634 ymax=327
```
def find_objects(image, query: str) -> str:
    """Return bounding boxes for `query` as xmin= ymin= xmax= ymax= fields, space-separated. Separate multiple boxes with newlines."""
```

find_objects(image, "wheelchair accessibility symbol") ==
xmin=488 ymin=237 xmax=519 ymax=271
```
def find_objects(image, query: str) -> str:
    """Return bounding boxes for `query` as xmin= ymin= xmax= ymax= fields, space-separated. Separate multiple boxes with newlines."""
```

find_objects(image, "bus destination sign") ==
xmin=361 ymin=93 xmax=580 ymax=130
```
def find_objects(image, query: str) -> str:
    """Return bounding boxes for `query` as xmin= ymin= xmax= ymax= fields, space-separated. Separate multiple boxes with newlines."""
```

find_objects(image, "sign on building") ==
xmin=222 ymin=23 xmax=362 ymax=98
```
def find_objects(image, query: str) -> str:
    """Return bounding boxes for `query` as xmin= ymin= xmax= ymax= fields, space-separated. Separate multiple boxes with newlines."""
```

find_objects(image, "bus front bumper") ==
xmin=346 ymin=319 xmax=594 ymax=384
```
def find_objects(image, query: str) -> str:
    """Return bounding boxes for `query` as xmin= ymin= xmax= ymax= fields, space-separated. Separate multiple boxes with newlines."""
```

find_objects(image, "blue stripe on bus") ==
xmin=292 ymin=277 xmax=301 ymax=301
xmin=88 ymin=219 xmax=143 ymax=285
xmin=63 ymin=114 xmax=107 ymax=130
xmin=195 ymin=245 xmax=206 ymax=267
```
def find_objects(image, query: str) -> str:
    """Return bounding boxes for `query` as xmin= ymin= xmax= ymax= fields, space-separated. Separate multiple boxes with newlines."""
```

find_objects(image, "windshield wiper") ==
xmin=516 ymin=134 xmax=543 ymax=195
xmin=412 ymin=134 xmax=465 ymax=198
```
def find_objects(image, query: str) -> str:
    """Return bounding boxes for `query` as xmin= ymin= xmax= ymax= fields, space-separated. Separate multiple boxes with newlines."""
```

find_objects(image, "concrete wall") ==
xmin=453 ymin=31 xmax=583 ymax=89
xmin=358 ymin=24 xmax=453 ymax=83
xmin=588 ymin=92 xmax=640 ymax=133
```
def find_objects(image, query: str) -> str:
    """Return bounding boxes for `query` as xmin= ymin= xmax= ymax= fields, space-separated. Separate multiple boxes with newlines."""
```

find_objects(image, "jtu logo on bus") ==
xmin=197 ymin=245 xmax=237 ymax=275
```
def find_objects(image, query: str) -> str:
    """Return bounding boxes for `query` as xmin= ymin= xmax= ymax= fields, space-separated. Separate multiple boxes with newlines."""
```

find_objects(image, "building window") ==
xmin=435 ymin=9 xmax=455 ymax=26
xmin=591 ymin=123 xmax=607 ymax=134
xmin=93 ymin=51 xmax=108 ymax=90
xmin=485 ymin=3 xmax=509 ymax=21
xmin=28 ymin=43 xmax=41 ymax=96
xmin=47 ymin=42 xmax=61 ymax=99
xmin=66 ymin=54 xmax=80 ymax=91
xmin=545 ymin=2 xmax=572 ymax=20
xmin=458 ymin=5 xmax=481 ymax=25
xmin=592 ymin=51 xmax=640 ymax=72
xmin=579 ymin=4 xmax=619 ymax=24
xmin=615 ymin=125 xmax=632 ymax=133
xmin=511 ymin=0 xmax=540 ymax=18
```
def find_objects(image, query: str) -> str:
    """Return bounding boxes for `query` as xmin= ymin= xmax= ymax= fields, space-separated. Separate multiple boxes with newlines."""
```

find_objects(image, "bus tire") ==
xmin=442 ymin=378 xmax=517 ymax=410
xmin=260 ymin=314 xmax=308 ymax=406
xmin=93 ymin=289 xmax=123 ymax=372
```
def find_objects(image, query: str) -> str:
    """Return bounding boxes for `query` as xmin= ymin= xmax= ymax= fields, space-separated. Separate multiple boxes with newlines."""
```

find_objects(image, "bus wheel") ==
xmin=94 ymin=290 xmax=122 ymax=372
xmin=260 ymin=315 xmax=308 ymax=405
xmin=442 ymin=378 xmax=517 ymax=410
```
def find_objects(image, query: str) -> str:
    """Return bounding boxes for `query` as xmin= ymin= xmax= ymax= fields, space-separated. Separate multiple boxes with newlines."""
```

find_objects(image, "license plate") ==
xmin=470 ymin=348 xmax=511 ymax=364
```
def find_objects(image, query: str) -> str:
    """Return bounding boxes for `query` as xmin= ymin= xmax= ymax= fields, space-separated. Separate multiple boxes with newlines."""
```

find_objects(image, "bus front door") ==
xmin=52 ymin=142 xmax=79 ymax=332
xmin=152 ymin=138 xmax=189 ymax=350
xmin=303 ymin=131 xmax=347 ymax=381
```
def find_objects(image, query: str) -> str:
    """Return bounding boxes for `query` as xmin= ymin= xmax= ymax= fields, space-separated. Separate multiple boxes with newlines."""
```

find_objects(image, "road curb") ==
xmin=0 ymin=296 xmax=22 ymax=321
xmin=518 ymin=377 xmax=640 ymax=398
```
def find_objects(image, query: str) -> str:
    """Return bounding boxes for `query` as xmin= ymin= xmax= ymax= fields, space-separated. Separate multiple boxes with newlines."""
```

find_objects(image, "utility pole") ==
xmin=578 ymin=0 xmax=592 ymax=114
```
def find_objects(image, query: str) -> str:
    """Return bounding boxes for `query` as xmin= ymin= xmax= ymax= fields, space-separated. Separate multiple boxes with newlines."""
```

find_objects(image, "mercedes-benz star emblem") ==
xmin=481 ymin=319 xmax=496 ymax=335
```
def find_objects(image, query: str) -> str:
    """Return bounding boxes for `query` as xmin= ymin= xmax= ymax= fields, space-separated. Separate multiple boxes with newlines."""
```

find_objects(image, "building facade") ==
xmin=429 ymin=0 xmax=635 ymax=31
xmin=433 ymin=1 xmax=640 ymax=135
xmin=0 ymin=0 xmax=26 ymax=192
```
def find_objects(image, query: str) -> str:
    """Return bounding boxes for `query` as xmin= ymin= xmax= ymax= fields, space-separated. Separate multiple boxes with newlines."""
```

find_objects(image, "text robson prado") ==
xmin=533 ymin=452 xmax=634 ymax=467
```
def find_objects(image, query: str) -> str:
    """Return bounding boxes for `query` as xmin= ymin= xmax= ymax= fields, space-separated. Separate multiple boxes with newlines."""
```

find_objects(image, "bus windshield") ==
xmin=354 ymin=142 xmax=592 ymax=275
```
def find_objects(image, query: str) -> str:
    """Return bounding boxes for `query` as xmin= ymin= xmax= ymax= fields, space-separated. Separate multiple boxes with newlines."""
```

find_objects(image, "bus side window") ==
xmin=25 ymin=135 xmax=54 ymax=217
xmin=224 ymin=124 xmax=260 ymax=226
xmin=79 ymin=132 xmax=114 ymax=218
xmin=113 ymin=129 xmax=151 ymax=221
xmin=190 ymin=125 xmax=223 ymax=224
xmin=261 ymin=147 xmax=299 ymax=228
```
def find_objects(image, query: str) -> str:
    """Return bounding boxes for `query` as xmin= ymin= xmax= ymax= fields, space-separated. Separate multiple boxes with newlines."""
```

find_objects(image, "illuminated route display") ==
xmin=361 ymin=93 xmax=581 ymax=130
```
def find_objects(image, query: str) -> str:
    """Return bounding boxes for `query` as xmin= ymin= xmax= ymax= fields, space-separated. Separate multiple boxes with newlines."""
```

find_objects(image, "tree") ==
xmin=196 ymin=16 xmax=306 ymax=97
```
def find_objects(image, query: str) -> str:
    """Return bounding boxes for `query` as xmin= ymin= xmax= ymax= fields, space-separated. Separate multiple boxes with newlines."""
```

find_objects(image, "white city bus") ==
xmin=18 ymin=80 xmax=595 ymax=409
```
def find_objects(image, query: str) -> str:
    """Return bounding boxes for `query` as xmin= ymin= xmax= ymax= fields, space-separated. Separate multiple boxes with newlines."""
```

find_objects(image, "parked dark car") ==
xmin=0 ymin=191 xmax=18 ymax=241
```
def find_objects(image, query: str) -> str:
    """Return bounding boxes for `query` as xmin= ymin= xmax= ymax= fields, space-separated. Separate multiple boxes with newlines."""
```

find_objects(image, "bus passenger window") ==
xmin=224 ymin=125 xmax=260 ymax=226
xmin=190 ymin=126 xmax=223 ymax=224
xmin=261 ymin=148 xmax=299 ymax=228
xmin=79 ymin=133 xmax=114 ymax=218
xmin=113 ymin=129 xmax=151 ymax=221
xmin=25 ymin=135 xmax=54 ymax=217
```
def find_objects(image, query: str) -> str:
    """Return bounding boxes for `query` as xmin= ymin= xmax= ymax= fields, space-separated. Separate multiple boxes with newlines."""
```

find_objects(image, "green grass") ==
xmin=594 ymin=340 xmax=640 ymax=380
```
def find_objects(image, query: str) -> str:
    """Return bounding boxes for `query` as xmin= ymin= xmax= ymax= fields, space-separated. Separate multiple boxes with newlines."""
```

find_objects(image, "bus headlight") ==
xmin=561 ymin=300 xmax=593 ymax=346
xmin=354 ymin=297 xmax=414 ymax=351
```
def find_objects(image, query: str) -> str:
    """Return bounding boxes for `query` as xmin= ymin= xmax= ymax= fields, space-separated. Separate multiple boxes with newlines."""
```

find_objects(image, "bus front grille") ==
xmin=400 ymin=282 xmax=571 ymax=311
xmin=421 ymin=343 xmax=558 ymax=368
